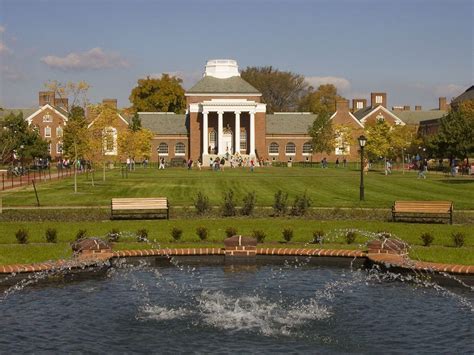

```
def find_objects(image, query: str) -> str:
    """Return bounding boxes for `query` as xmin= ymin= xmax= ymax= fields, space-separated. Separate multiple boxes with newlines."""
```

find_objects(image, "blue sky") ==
xmin=0 ymin=0 xmax=472 ymax=109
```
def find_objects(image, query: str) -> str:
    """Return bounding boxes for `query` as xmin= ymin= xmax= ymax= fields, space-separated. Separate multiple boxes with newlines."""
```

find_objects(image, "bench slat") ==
xmin=111 ymin=197 xmax=169 ymax=220
xmin=392 ymin=200 xmax=453 ymax=224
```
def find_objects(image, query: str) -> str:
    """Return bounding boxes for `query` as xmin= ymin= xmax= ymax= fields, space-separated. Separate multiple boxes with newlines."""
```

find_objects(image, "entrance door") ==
xmin=221 ymin=129 xmax=233 ymax=154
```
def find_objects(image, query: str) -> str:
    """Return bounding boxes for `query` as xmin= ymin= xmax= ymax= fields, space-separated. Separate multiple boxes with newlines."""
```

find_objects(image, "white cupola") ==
xmin=204 ymin=59 xmax=240 ymax=79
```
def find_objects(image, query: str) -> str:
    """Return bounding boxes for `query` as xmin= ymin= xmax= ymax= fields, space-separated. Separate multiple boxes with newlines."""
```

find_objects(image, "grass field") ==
xmin=1 ymin=166 xmax=473 ymax=209
xmin=1 ymin=218 xmax=472 ymax=265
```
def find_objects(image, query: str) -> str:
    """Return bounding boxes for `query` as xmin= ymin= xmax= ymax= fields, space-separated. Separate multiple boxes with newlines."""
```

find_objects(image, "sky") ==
xmin=0 ymin=0 xmax=472 ymax=109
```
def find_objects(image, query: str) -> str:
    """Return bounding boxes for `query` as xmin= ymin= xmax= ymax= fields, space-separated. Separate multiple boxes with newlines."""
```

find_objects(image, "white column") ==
xmin=249 ymin=111 xmax=255 ymax=156
xmin=202 ymin=111 xmax=209 ymax=158
xmin=217 ymin=111 xmax=224 ymax=155
xmin=234 ymin=111 xmax=240 ymax=154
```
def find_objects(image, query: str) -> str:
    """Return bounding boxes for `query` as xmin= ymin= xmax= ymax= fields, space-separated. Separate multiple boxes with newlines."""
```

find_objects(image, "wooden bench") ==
xmin=111 ymin=198 xmax=169 ymax=220
xmin=392 ymin=201 xmax=453 ymax=224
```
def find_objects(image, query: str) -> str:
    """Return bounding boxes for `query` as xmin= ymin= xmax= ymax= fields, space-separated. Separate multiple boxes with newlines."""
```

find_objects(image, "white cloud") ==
xmin=148 ymin=70 xmax=202 ymax=89
xmin=305 ymin=76 xmax=352 ymax=93
xmin=0 ymin=25 xmax=5 ymax=33
xmin=41 ymin=47 xmax=129 ymax=71
xmin=0 ymin=41 xmax=11 ymax=54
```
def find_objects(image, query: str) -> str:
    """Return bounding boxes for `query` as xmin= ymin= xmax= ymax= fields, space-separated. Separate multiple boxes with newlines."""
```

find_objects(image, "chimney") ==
xmin=439 ymin=97 xmax=447 ymax=111
xmin=102 ymin=98 xmax=117 ymax=109
xmin=415 ymin=105 xmax=422 ymax=111
xmin=39 ymin=91 xmax=55 ymax=106
xmin=403 ymin=105 xmax=410 ymax=111
xmin=370 ymin=92 xmax=387 ymax=108
xmin=336 ymin=99 xmax=349 ymax=112
xmin=392 ymin=106 xmax=403 ymax=111
xmin=55 ymin=98 xmax=69 ymax=111
xmin=352 ymin=99 xmax=367 ymax=111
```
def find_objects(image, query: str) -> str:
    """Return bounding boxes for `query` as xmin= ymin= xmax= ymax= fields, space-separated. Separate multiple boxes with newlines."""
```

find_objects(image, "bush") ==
xmin=196 ymin=226 xmax=208 ymax=241
xmin=15 ymin=228 xmax=29 ymax=244
xmin=194 ymin=192 xmax=211 ymax=215
xmin=107 ymin=228 xmax=121 ymax=242
xmin=376 ymin=230 xmax=391 ymax=240
xmin=291 ymin=192 xmax=312 ymax=216
xmin=241 ymin=191 xmax=256 ymax=216
xmin=45 ymin=228 xmax=57 ymax=243
xmin=221 ymin=190 xmax=237 ymax=217
xmin=75 ymin=229 xmax=87 ymax=241
xmin=345 ymin=231 xmax=357 ymax=244
xmin=273 ymin=190 xmax=288 ymax=216
xmin=451 ymin=232 xmax=465 ymax=248
xmin=225 ymin=226 xmax=238 ymax=238
xmin=282 ymin=228 xmax=294 ymax=243
xmin=136 ymin=228 xmax=149 ymax=242
xmin=312 ymin=230 xmax=325 ymax=244
xmin=171 ymin=227 xmax=183 ymax=241
xmin=420 ymin=232 xmax=434 ymax=247
xmin=252 ymin=230 xmax=266 ymax=243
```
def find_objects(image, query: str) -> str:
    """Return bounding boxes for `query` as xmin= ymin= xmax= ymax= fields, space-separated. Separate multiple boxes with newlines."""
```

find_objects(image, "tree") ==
xmin=129 ymin=74 xmax=186 ymax=113
xmin=45 ymin=80 xmax=90 ymax=110
xmin=299 ymin=84 xmax=344 ymax=115
xmin=118 ymin=128 xmax=153 ymax=162
xmin=241 ymin=66 xmax=309 ymax=113
xmin=308 ymin=110 xmax=335 ymax=155
xmin=390 ymin=125 xmax=420 ymax=172
xmin=365 ymin=121 xmax=392 ymax=161
xmin=129 ymin=112 xmax=142 ymax=132
xmin=334 ymin=124 xmax=354 ymax=156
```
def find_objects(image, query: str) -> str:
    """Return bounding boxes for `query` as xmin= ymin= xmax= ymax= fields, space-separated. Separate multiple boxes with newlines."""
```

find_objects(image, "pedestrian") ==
xmin=417 ymin=160 xmax=426 ymax=179
xmin=343 ymin=158 xmax=347 ymax=168
xmin=197 ymin=158 xmax=202 ymax=171
xmin=335 ymin=158 xmax=340 ymax=168
xmin=385 ymin=159 xmax=392 ymax=175
xmin=159 ymin=157 xmax=165 ymax=170
xmin=363 ymin=158 xmax=369 ymax=175
xmin=126 ymin=157 xmax=131 ymax=171
xmin=220 ymin=157 xmax=225 ymax=171
xmin=250 ymin=159 xmax=255 ymax=172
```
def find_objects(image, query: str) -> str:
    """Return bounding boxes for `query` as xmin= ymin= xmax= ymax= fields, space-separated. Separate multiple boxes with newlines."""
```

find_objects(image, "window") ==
xmin=376 ymin=113 xmax=385 ymax=122
xmin=285 ymin=142 xmax=296 ymax=155
xmin=56 ymin=126 xmax=63 ymax=137
xmin=56 ymin=142 xmax=63 ymax=154
xmin=375 ymin=95 xmax=383 ymax=104
xmin=335 ymin=132 xmax=350 ymax=155
xmin=158 ymin=142 xmax=169 ymax=155
xmin=240 ymin=128 xmax=247 ymax=152
xmin=47 ymin=143 xmax=51 ymax=154
xmin=175 ymin=142 xmax=185 ymax=155
xmin=303 ymin=142 xmax=312 ymax=155
xmin=103 ymin=127 xmax=117 ymax=155
xmin=268 ymin=142 xmax=279 ymax=155
xmin=356 ymin=101 xmax=364 ymax=109
xmin=43 ymin=114 xmax=52 ymax=122
xmin=44 ymin=126 xmax=51 ymax=138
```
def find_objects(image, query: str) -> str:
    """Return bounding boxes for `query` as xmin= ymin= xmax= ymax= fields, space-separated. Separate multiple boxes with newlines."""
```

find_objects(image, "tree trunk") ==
xmin=73 ymin=141 xmax=78 ymax=193
xmin=91 ymin=163 xmax=95 ymax=187
xmin=103 ymin=162 xmax=106 ymax=181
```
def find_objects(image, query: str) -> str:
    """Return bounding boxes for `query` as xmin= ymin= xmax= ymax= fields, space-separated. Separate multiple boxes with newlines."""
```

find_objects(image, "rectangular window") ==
xmin=240 ymin=130 xmax=247 ymax=152
xmin=56 ymin=126 xmax=63 ymax=137
xmin=356 ymin=101 xmax=363 ymax=109
xmin=47 ymin=143 xmax=51 ymax=153
xmin=44 ymin=127 xmax=51 ymax=138
xmin=56 ymin=143 xmax=63 ymax=154
xmin=43 ymin=114 xmax=52 ymax=122
xmin=375 ymin=95 xmax=383 ymax=104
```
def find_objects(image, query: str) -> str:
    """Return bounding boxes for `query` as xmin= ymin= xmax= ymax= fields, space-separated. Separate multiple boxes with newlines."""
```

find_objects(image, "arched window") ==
xmin=240 ymin=128 xmax=247 ymax=153
xmin=175 ymin=142 xmax=185 ymax=155
xmin=158 ymin=142 xmax=169 ymax=155
xmin=303 ymin=142 xmax=312 ymax=155
xmin=268 ymin=142 xmax=279 ymax=155
xmin=285 ymin=142 xmax=296 ymax=155
xmin=43 ymin=114 xmax=52 ymax=122
xmin=103 ymin=127 xmax=117 ymax=155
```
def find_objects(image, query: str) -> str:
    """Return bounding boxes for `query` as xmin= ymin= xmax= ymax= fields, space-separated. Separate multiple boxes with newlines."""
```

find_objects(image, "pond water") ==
xmin=0 ymin=257 xmax=472 ymax=353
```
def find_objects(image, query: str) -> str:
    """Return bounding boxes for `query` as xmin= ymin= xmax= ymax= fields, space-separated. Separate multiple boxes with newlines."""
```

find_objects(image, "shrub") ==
xmin=282 ymin=228 xmax=294 ymax=243
xmin=225 ymin=226 xmax=238 ymax=238
xmin=15 ymin=228 xmax=29 ymax=244
xmin=241 ymin=191 xmax=256 ymax=216
xmin=312 ymin=230 xmax=325 ymax=244
xmin=376 ymin=230 xmax=391 ymax=240
xmin=273 ymin=190 xmax=288 ymax=216
xmin=45 ymin=228 xmax=57 ymax=243
xmin=252 ymin=230 xmax=266 ymax=243
xmin=420 ymin=232 xmax=434 ymax=247
xmin=194 ymin=192 xmax=211 ymax=215
xmin=451 ymin=232 xmax=465 ymax=248
xmin=107 ymin=228 xmax=121 ymax=242
xmin=196 ymin=226 xmax=208 ymax=241
xmin=75 ymin=229 xmax=87 ymax=241
xmin=291 ymin=192 xmax=312 ymax=216
xmin=171 ymin=227 xmax=183 ymax=241
xmin=136 ymin=228 xmax=149 ymax=242
xmin=345 ymin=231 xmax=357 ymax=244
xmin=221 ymin=190 xmax=237 ymax=217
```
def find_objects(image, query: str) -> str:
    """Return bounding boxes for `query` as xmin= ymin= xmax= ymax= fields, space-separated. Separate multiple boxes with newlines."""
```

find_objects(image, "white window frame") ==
xmin=103 ymin=127 xmax=118 ymax=155
xmin=44 ymin=126 xmax=51 ymax=138
xmin=56 ymin=142 xmax=63 ymax=154
xmin=240 ymin=128 xmax=247 ymax=153
xmin=43 ymin=114 xmax=53 ymax=122
xmin=175 ymin=142 xmax=185 ymax=156
xmin=356 ymin=101 xmax=364 ymax=109
xmin=302 ymin=142 xmax=312 ymax=155
xmin=285 ymin=142 xmax=296 ymax=155
xmin=375 ymin=95 xmax=383 ymax=104
xmin=158 ymin=142 xmax=169 ymax=156
xmin=268 ymin=142 xmax=279 ymax=155
xmin=56 ymin=126 xmax=63 ymax=137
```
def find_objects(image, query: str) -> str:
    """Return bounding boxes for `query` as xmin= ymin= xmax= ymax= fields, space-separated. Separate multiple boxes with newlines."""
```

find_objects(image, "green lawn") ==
xmin=1 ymin=166 xmax=473 ymax=209
xmin=1 ymin=218 xmax=472 ymax=265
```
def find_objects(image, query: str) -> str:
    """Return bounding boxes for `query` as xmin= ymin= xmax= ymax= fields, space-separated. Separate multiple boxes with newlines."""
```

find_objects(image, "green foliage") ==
xmin=312 ymin=230 xmax=325 ymax=244
xmin=75 ymin=229 xmax=88 ymax=240
xmin=171 ymin=227 xmax=183 ymax=241
xmin=308 ymin=110 xmax=334 ymax=155
xmin=345 ymin=231 xmax=357 ymax=244
xmin=291 ymin=192 xmax=312 ymax=216
xmin=365 ymin=121 xmax=392 ymax=160
xmin=282 ymin=228 xmax=294 ymax=242
xmin=63 ymin=106 xmax=88 ymax=159
xmin=298 ymin=84 xmax=343 ymax=115
xmin=196 ymin=226 xmax=208 ymax=241
xmin=273 ymin=190 xmax=288 ymax=216
xmin=451 ymin=232 xmax=465 ymax=248
xmin=129 ymin=74 xmax=186 ymax=113
xmin=252 ymin=230 xmax=267 ymax=243
xmin=221 ymin=190 xmax=236 ymax=217
xmin=225 ymin=226 xmax=238 ymax=238
xmin=241 ymin=191 xmax=256 ymax=216
xmin=194 ymin=192 xmax=211 ymax=215
xmin=107 ymin=228 xmax=121 ymax=242
xmin=136 ymin=228 xmax=149 ymax=242
xmin=240 ymin=66 xmax=309 ymax=113
xmin=129 ymin=112 xmax=142 ymax=132
xmin=420 ymin=232 xmax=434 ymax=247
xmin=45 ymin=228 xmax=58 ymax=243
xmin=15 ymin=228 xmax=29 ymax=244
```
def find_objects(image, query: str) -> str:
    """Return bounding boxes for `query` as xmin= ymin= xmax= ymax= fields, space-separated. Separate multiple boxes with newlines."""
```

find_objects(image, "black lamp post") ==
xmin=358 ymin=135 xmax=367 ymax=201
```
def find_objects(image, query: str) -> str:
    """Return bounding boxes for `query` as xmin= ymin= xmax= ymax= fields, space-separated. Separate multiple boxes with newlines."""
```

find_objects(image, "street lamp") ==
xmin=358 ymin=135 xmax=367 ymax=201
